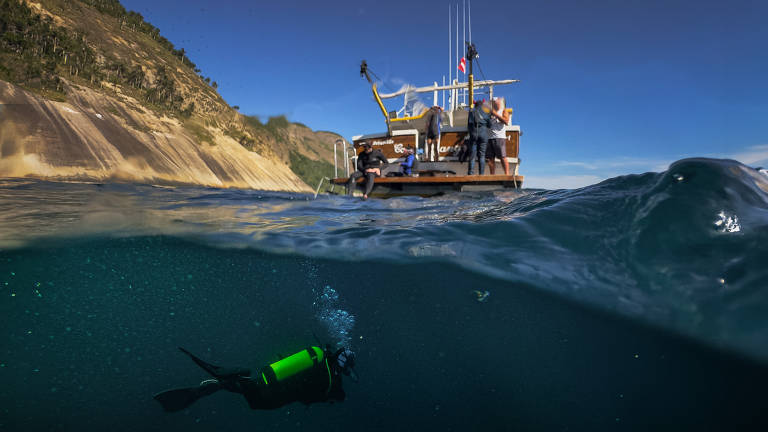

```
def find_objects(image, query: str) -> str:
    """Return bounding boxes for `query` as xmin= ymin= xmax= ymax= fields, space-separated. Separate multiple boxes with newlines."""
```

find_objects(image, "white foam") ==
xmin=714 ymin=211 xmax=741 ymax=233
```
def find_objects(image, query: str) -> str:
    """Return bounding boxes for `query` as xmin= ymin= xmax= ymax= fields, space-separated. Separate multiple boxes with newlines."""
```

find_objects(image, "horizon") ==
xmin=118 ymin=0 xmax=768 ymax=188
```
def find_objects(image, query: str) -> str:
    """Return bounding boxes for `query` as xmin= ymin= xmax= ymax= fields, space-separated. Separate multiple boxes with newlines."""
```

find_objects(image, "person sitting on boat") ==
xmin=347 ymin=143 xmax=388 ymax=199
xmin=153 ymin=345 xmax=357 ymax=413
xmin=400 ymin=147 xmax=416 ymax=176
xmin=487 ymin=97 xmax=511 ymax=176
xmin=467 ymin=99 xmax=491 ymax=175
xmin=424 ymin=106 xmax=442 ymax=161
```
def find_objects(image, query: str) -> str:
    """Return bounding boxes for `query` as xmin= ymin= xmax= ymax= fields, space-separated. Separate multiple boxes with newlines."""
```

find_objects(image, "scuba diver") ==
xmin=154 ymin=345 xmax=357 ymax=412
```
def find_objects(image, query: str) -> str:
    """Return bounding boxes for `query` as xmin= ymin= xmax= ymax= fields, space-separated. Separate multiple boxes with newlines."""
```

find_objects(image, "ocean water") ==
xmin=1 ymin=157 xmax=767 ymax=431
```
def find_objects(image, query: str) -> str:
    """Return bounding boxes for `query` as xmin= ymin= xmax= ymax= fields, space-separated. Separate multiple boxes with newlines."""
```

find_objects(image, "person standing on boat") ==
xmin=347 ymin=143 xmax=388 ymax=199
xmin=424 ymin=106 xmax=442 ymax=161
xmin=467 ymin=100 xmax=491 ymax=175
xmin=487 ymin=97 xmax=511 ymax=175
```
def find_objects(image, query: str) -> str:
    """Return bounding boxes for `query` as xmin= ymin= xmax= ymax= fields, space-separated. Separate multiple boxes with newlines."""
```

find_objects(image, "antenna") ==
xmin=463 ymin=0 xmax=466 ymax=105
xmin=448 ymin=3 xmax=451 ymax=110
xmin=469 ymin=0 xmax=472 ymax=44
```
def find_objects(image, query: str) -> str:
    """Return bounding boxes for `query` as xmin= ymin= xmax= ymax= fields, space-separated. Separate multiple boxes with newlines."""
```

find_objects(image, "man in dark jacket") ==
xmin=467 ymin=100 xmax=491 ymax=175
xmin=347 ymin=143 xmax=388 ymax=199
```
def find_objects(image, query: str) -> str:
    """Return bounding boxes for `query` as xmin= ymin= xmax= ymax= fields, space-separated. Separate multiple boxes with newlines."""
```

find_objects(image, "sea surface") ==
xmin=1 ymin=157 xmax=768 ymax=431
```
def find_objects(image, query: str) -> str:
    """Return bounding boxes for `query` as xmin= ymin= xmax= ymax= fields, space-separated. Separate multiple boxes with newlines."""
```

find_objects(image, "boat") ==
xmin=329 ymin=43 xmax=524 ymax=198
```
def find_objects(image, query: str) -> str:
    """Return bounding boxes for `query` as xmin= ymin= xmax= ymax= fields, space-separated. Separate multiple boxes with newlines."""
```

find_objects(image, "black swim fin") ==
xmin=178 ymin=347 xmax=250 ymax=379
xmin=153 ymin=387 xmax=206 ymax=412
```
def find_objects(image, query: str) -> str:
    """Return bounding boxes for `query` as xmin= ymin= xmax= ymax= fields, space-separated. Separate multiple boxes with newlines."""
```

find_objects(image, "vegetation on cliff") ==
xmin=0 ymin=0 xmax=341 ymax=189
xmin=288 ymin=150 xmax=336 ymax=191
xmin=0 ymin=0 xmax=204 ymax=113
xmin=1 ymin=0 xmax=92 ymax=100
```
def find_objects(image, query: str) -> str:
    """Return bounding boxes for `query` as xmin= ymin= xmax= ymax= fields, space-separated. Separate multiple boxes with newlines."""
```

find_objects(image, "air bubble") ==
xmin=314 ymin=285 xmax=355 ymax=347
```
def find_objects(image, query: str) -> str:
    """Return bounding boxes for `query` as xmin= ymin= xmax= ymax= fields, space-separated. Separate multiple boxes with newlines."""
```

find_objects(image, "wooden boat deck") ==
xmin=331 ymin=174 xmax=524 ymax=185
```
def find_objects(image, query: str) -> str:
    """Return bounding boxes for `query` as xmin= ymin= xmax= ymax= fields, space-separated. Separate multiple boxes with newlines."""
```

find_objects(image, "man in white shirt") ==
xmin=487 ymin=98 xmax=511 ymax=175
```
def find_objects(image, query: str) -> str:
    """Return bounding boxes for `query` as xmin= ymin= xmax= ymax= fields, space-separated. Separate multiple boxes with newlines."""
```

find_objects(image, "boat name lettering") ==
xmin=371 ymin=139 xmax=394 ymax=146
xmin=439 ymin=145 xmax=461 ymax=153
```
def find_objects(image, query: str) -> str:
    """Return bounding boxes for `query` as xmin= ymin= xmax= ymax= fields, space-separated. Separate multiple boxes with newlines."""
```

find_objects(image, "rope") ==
xmin=367 ymin=67 xmax=397 ymax=93
xmin=475 ymin=58 xmax=488 ymax=82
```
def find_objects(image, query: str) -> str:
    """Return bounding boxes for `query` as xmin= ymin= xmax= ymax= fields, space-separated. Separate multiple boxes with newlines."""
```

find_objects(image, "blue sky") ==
xmin=121 ymin=0 xmax=768 ymax=188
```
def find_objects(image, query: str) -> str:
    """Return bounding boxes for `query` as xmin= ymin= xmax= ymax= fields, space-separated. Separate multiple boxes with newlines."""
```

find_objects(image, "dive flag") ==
xmin=458 ymin=57 xmax=466 ymax=73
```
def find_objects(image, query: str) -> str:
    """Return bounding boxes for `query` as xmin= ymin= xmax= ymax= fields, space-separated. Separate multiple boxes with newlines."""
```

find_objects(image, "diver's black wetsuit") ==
xmin=234 ymin=348 xmax=346 ymax=409
xmin=347 ymin=148 xmax=388 ymax=196
xmin=153 ymin=346 xmax=351 ymax=412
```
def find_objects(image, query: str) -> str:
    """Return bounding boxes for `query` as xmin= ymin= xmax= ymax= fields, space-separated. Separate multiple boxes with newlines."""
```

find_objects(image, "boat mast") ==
xmin=463 ymin=0 xmax=466 ymax=106
xmin=467 ymin=0 xmax=473 ymax=107
xmin=448 ymin=3 xmax=451 ymax=111
xmin=467 ymin=43 xmax=477 ymax=107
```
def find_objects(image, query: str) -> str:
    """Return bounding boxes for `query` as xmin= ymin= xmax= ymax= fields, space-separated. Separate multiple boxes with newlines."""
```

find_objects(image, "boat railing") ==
xmin=377 ymin=78 xmax=519 ymax=129
xmin=332 ymin=138 xmax=356 ymax=180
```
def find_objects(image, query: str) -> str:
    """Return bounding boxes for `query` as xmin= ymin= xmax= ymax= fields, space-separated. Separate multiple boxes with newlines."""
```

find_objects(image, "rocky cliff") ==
xmin=0 ymin=0 xmax=339 ymax=191
xmin=0 ymin=80 xmax=312 ymax=190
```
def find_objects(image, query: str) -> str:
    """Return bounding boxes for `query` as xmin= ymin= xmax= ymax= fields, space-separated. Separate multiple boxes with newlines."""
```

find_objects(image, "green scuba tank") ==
xmin=267 ymin=346 xmax=325 ymax=382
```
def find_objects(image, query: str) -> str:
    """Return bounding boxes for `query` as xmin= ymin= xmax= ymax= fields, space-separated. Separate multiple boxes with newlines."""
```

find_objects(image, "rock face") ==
xmin=0 ymin=80 xmax=309 ymax=191
xmin=0 ymin=0 xmax=343 ymax=191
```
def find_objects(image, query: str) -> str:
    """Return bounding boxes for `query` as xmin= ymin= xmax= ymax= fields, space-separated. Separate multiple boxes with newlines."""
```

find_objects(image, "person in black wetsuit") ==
xmin=424 ymin=106 xmax=442 ymax=161
xmin=346 ymin=143 xmax=389 ymax=199
xmin=467 ymin=100 xmax=491 ymax=175
xmin=153 ymin=346 xmax=357 ymax=412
